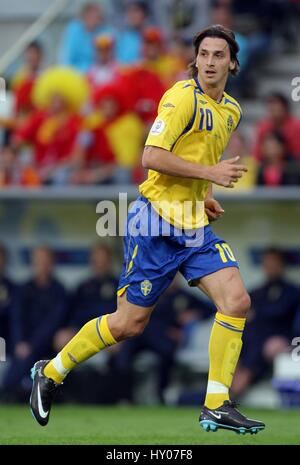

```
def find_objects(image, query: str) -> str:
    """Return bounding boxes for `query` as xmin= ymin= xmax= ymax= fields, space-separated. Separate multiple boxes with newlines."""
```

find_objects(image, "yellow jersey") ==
xmin=140 ymin=77 xmax=242 ymax=229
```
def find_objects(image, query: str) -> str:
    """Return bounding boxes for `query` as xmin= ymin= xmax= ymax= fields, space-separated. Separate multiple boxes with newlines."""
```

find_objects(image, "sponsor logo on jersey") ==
xmin=162 ymin=102 xmax=175 ymax=108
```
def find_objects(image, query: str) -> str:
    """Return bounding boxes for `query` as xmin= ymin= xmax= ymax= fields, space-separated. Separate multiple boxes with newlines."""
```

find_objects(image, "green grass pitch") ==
xmin=0 ymin=405 xmax=299 ymax=445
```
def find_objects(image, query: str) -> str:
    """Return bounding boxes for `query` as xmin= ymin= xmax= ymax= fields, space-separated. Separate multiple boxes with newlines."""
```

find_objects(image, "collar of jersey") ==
xmin=194 ymin=77 xmax=224 ymax=105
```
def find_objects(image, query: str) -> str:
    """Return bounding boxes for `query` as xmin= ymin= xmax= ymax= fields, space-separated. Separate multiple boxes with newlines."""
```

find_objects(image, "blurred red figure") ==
xmin=121 ymin=67 xmax=165 ymax=126
xmin=253 ymin=93 xmax=300 ymax=161
xmin=72 ymin=83 xmax=144 ymax=184
xmin=13 ymin=94 xmax=82 ymax=185
xmin=11 ymin=41 xmax=44 ymax=119
xmin=11 ymin=67 xmax=89 ymax=185
xmin=256 ymin=132 xmax=300 ymax=186
xmin=87 ymin=34 xmax=121 ymax=89
xmin=140 ymin=27 xmax=184 ymax=88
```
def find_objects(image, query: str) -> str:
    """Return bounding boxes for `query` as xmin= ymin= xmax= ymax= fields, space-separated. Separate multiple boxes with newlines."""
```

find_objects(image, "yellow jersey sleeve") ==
xmin=145 ymin=84 xmax=195 ymax=151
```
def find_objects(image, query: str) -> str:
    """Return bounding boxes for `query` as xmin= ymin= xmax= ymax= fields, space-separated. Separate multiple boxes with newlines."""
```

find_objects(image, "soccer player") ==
xmin=30 ymin=25 xmax=265 ymax=435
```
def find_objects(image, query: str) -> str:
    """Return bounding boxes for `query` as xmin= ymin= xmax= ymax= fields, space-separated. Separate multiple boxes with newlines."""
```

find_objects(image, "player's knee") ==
xmin=125 ymin=319 xmax=147 ymax=338
xmin=221 ymin=291 xmax=251 ymax=317
xmin=110 ymin=307 xmax=149 ymax=340
xmin=118 ymin=317 xmax=148 ymax=339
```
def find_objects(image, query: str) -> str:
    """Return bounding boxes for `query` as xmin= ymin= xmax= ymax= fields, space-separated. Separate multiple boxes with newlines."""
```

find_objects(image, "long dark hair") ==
xmin=188 ymin=24 xmax=240 ymax=78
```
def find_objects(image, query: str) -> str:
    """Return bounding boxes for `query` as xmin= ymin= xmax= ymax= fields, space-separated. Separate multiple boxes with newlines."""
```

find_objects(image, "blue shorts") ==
xmin=117 ymin=196 xmax=239 ymax=307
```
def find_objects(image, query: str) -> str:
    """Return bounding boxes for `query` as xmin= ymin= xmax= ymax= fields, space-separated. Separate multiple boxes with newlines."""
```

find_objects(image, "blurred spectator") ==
xmin=210 ymin=4 xmax=250 ymax=97
xmin=112 ymin=276 xmax=213 ymax=403
xmin=169 ymin=37 xmax=194 ymax=81
xmin=116 ymin=1 xmax=150 ymax=64
xmin=52 ymin=244 xmax=118 ymax=404
xmin=72 ymin=82 xmax=144 ymax=185
xmin=0 ymin=145 xmax=21 ymax=187
xmin=139 ymin=26 xmax=183 ymax=87
xmin=121 ymin=66 xmax=165 ymax=126
xmin=232 ymin=247 xmax=300 ymax=397
xmin=13 ymin=95 xmax=82 ymax=185
xmin=222 ymin=131 xmax=257 ymax=190
xmin=10 ymin=41 xmax=44 ymax=121
xmin=87 ymin=34 xmax=122 ymax=89
xmin=253 ymin=93 xmax=300 ymax=161
xmin=54 ymin=244 xmax=118 ymax=352
xmin=211 ymin=4 xmax=249 ymax=72
xmin=231 ymin=0 xmax=297 ymax=52
xmin=0 ymin=245 xmax=20 ymax=359
xmin=256 ymin=132 xmax=300 ymax=186
xmin=12 ymin=67 xmax=89 ymax=185
xmin=58 ymin=3 xmax=115 ymax=72
xmin=2 ymin=247 xmax=68 ymax=400
xmin=161 ymin=0 xmax=210 ymax=38
xmin=0 ymin=144 xmax=41 ymax=187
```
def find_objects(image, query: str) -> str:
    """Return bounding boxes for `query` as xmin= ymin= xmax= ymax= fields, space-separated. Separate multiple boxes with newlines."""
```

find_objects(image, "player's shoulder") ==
xmin=160 ymin=79 xmax=197 ymax=108
xmin=166 ymin=78 xmax=197 ymax=95
xmin=222 ymin=91 xmax=243 ymax=129
xmin=222 ymin=91 xmax=243 ymax=114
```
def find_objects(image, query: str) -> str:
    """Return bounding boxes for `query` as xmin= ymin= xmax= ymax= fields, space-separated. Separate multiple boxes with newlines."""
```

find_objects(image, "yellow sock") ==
xmin=204 ymin=311 xmax=246 ymax=410
xmin=44 ymin=314 xmax=116 ymax=384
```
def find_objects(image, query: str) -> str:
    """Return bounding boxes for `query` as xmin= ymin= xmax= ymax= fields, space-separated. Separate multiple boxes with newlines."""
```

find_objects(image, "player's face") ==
xmin=196 ymin=37 xmax=235 ymax=87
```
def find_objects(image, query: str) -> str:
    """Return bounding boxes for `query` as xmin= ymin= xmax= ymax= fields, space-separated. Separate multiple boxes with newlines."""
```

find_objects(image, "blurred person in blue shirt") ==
xmin=2 ymin=246 xmax=68 ymax=400
xmin=58 ymin=2 xmax=115 ymax=72
xmin=51 ymin=244 xmax=118 ymax=404
xmin=210 ymin=3 xmax=250 ymax=98
xmin=0 ymin=244 xmax=20 ymax=360
xmin=232 ymin=247 xmax=300 ymax=397
xmin=53 ymin=244 xmax=118 ymax=352
xmin=116 ymin=1 xmax=150 ymax=65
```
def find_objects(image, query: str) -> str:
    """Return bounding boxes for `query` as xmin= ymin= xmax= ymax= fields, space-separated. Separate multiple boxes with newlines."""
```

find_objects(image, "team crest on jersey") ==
xmin=141 ymin=279 xmax=152 ymax=296
xmin=227 ymin=115 xmax=234 ymax=133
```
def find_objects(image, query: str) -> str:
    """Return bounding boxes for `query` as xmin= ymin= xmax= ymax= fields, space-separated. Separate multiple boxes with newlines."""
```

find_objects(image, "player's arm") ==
xmin=142 ymin=146 xmax=246 ymax=188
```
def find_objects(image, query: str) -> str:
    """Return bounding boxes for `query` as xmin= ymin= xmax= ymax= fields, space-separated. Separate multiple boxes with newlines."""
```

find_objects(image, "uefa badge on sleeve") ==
xmin=150 ymin=119 xmax=165 ymax=135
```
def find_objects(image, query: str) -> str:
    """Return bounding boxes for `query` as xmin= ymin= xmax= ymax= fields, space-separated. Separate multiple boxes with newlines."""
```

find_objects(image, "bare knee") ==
xmin=120 ymin=316 xmax=149 ymax=339
xmin=219 ymin=291 xmax=251 ymax=318
xmin=107 ymin=300 xmax=152 ymax=341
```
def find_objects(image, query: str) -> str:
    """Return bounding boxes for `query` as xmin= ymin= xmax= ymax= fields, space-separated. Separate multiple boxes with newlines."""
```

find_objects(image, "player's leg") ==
xmin=196 ymin=267 xmax=249 ymax=408
xmin=30 ymin=195 xmax=182 ymax=425
xmin=30 ymin=293 xmax=155 ymax=426
xmin=195 ymin=267 xmax=265 ymax=434
xmin=44 ymin=292 xmax=154 ymax=382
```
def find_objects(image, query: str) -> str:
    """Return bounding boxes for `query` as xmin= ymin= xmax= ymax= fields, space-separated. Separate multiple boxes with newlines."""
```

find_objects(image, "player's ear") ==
xmin=229 ymin=61 xmax=235 ymax=72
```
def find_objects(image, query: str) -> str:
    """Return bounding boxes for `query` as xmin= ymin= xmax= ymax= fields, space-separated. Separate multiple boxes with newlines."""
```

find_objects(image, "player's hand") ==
xmin=205 ymin=198 xmax=225 ymax=222
xmin=208 ymin=156 xmax=247 ymax=188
